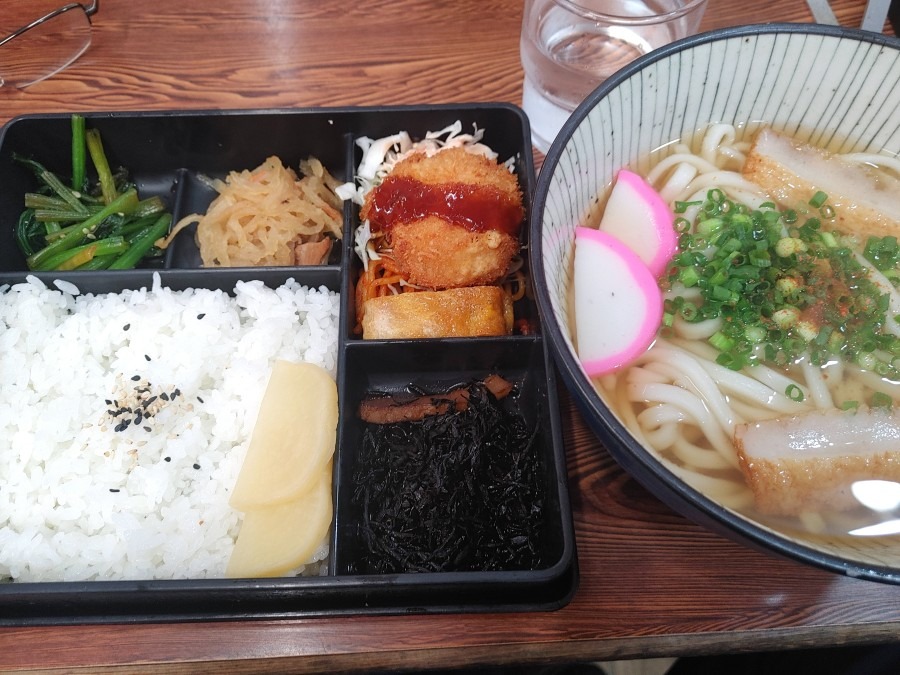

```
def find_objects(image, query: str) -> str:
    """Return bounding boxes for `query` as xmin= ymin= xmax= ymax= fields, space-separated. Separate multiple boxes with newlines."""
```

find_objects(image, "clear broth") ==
xmin=574 ymin=122 xmax=900 ymax=544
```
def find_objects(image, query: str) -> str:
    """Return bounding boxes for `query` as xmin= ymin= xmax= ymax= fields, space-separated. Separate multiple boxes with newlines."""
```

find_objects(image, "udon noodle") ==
xmin=589 ymin=123 xmax=900 ymax=536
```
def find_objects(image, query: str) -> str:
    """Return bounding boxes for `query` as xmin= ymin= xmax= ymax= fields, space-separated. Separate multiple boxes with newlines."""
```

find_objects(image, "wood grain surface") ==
xmin=1 ymin=0 xmax=899 ymax=672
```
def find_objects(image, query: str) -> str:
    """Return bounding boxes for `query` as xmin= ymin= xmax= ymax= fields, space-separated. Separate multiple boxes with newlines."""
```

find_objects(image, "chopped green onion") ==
xmin=674 ymin=200 xmax=702 ymax=214
xmin=858 ymin=352 xmax=878 ymax=371
xmin=809 ymin=190 xmax=828 ymax=208
xmin=697 ymin=217 xmax=724 ymax=238
xmin=744 ymin=324 xmax=766 ymax=343
xmin=709 ymin=331 xmax=734 ymax=352
xmin=872 ymin=391 xmax=894 ymax=409
xmin=748 ymin=249 xmax=771 ymax=268
xmin=785 ymin=384 xmax=805 ymax=402
xmin=708 ymin=188 xmax=725 ymax=204
xmin=679 ymin=303 xmax=699 ymax=321
xmin=663 ymin=186 xmax=900 ymax=380
xmin=679 ymin=266 xmax=700 ymax=287
xmin=819 ymin=231 xmax=839 ymax=249
xmin=674 ymin=217 xmax=692 ymax=233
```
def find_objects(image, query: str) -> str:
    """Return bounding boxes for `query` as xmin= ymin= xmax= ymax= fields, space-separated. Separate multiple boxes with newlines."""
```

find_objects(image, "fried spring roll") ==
xmin=361 ymin=286 xmax=513 ymax=339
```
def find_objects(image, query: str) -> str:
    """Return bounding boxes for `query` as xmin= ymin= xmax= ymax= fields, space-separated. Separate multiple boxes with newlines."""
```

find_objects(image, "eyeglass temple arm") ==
xmin=0 ymin=1 xmax=100 ymax=50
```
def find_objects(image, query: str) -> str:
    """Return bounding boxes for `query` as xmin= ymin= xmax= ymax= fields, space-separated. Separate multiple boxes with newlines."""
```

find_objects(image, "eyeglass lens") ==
xmin=0 ymin=6 xmax=92 ymax=88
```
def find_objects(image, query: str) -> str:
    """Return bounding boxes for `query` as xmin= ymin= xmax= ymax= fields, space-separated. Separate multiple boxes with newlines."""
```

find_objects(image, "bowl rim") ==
xmin=552 ymin=0 xmax=709 ymax=25
xmin=531 ymin=22 xmax=900 ymax=584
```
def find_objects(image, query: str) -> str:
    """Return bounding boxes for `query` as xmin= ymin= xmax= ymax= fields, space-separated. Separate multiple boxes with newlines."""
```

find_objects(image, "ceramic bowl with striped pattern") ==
xmin=531 ymin=23 xmax=900 ymax=583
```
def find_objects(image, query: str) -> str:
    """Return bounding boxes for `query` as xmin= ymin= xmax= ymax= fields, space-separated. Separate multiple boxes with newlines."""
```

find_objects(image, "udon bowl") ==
xmin=532 ymin=23 xmax=900 ymax=582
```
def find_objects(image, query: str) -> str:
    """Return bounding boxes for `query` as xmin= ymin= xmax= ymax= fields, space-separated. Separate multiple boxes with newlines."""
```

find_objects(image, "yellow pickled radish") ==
xmin=229 ymin=360 xmax=337 ymax=510
xmin=226 ymin=467 xmax=333 ymax=578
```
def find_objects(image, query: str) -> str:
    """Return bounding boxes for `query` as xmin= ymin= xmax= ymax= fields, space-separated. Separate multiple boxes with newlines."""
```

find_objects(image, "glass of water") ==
xmin=521 ymin=0 xmax=708 ymax=153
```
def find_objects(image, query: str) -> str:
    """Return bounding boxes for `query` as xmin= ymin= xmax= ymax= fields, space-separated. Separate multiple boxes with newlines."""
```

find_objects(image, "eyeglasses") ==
xmin=0 ymin=1 xmax=99 ymax=89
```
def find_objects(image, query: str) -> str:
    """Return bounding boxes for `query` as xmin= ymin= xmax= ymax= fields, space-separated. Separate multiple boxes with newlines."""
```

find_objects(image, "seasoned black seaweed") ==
xmin=352 ymin=380 xmax=545 ymax=574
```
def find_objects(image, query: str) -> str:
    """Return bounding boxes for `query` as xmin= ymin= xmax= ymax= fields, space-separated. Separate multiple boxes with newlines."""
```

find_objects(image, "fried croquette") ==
xmin=388 ymin=146 xmax=520 ymax=194
xmin=390 ymin=217 xmax=520 ymax=289
xmin=361 ymin=147 xmax=524 ymax=289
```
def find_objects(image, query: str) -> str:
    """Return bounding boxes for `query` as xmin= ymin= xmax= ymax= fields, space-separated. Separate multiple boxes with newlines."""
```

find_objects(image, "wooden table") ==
xmin=1 ymin=1 xmax=898 ymax=672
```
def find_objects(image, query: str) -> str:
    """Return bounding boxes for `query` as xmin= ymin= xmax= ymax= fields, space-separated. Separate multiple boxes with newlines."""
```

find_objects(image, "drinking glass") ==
xmin=521 ymin=0 xmax=708 ymax=153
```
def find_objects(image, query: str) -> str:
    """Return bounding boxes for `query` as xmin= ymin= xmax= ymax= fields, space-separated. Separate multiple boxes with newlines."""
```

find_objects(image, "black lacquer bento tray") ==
xmin=0 ymin=105 xmax=577 ymax=625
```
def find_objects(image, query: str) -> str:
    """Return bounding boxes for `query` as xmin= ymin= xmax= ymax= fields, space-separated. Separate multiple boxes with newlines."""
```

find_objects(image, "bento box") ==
xmin=0 ymin=105 xmax=577 ymax=625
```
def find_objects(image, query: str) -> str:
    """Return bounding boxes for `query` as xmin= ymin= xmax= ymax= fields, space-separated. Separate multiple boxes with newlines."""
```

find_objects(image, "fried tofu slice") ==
xmin=361 ymin=148 xmax=524 ymax=289
xmin=734 ymin=406 xmax=900 ymax=516
xmin=742 ymin=127 xmax=900 ymax=239
xmin=361 ymin=286 xmax=513 ymax=339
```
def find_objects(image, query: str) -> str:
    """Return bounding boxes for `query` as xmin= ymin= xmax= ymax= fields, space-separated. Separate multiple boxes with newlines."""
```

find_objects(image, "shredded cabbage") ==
xmin=353 ymin=219 xmax=379 ymax=271
xmin=336 ymin=121 xmax=500 ymax=207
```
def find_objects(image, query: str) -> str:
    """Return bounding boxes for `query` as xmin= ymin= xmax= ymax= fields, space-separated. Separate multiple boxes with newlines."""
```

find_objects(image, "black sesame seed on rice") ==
xmin=193 ymin=463 xmax=200 ymax=470
xmin=144 ymin=354 xmax=151 ymax=361
xmin=130 ymin=374 xmax=140 ymax=381
xmin=123 ymin=323 xmax=130 ymax=331
xmin=197 ymin=396 xmax=204 ymax=403
xmin=164 ymin=457 xmax=171 ymax=462
xmin=197 ymin=313 xmax=205 ymax=319
xmin=109 ymin=488 xmax=120 ymax=493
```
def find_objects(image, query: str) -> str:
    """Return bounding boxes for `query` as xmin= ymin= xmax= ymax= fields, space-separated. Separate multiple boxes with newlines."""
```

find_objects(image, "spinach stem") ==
xmin=71 ymin=114 xmax=86 ymax=191
xmin=26 ymin=189 xmax=139 ymax=270
xmin=86 ymin=128 xmax=118 ymax=205
xmin=14 ymin=155 xmax=89 ymax=215
xmin=36 ymin=236 xmax=129 ymax=272
xmin=109 ymin=213 xmax=171 ymax=269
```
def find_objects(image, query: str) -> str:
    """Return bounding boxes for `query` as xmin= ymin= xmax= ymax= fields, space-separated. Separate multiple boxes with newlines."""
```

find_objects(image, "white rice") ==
xmin=0 ymin=273 xmax=339 ymax=582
